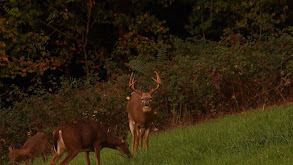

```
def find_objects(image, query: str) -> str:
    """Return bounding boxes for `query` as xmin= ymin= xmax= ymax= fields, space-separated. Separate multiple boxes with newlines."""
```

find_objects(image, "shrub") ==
xmin=0 ymin=75 xmax=130 ymax=161
xmin=0 ymin=28 xmax=292 ymax=163
xmin=126 ymin=29 xmax=293 ymax=126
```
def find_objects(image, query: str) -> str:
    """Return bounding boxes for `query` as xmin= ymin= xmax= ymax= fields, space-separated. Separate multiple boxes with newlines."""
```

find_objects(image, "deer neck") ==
xmin=103 ymin=134 xmax=121 ymax=149
xmin=142 ymin=106 xmax=152 ymax=112
xmin=11 ymin=148 xmax=30 ymax=158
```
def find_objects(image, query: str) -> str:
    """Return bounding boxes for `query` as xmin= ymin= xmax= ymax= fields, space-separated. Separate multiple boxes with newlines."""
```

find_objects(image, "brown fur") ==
xmin=8 ymin=132 xmax=49 ymax=165
xmin=49 ymin=121 xmax=131 ymax=165
xmin=127 ymin=72 xmax=161 ymax=153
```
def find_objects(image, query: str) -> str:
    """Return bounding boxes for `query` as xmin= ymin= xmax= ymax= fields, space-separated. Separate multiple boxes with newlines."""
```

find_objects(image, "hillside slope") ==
xmin=27 ymin=105 xmax=293 ymax=165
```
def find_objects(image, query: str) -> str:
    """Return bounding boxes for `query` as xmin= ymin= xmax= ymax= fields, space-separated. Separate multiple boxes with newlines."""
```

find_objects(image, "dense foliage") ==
xmin=0 ymin=0 xmax=292 ymax=162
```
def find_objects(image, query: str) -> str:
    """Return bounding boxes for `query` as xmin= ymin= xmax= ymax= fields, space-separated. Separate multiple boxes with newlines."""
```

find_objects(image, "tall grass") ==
xmin=12 ymin=105 xmax=293 ymax=165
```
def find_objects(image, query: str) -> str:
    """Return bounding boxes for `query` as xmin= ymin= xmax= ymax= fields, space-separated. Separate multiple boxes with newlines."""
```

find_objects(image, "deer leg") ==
xmin=144 ymin=127 xmax=151 ymax=151
xmin=129 ymin=120 xmax=135 ymax=153
xmin=49 ymin=150 xmax=65 ymax=165
xmin=135 ymin=125 xmax=140 ymax=152
xmin=94 ymin=145 xmax=101 ymax=165
xmin=28 ymin=154 xmax=34 ymax=165
xmin=83 ymin=152 xmax=90 ymax=165
xmin=140 ymin=127 xmax=145 ymax=149
xmin=41 ymin=152 xmax=47 ymax=162
xmin=60 ymin=150 xmax=80 ymax=165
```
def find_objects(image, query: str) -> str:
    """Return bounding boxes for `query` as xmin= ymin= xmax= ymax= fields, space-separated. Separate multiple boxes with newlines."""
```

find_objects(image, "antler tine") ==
xmin=149 ymin=71 xmax=161 ymax=95
xmin=129 ymin=72 xmax=141 ymax=95
xmin=129 ymin=73 xmax=137 ymax=88
xmin=151 ymin=71 xmax=161 ymax=84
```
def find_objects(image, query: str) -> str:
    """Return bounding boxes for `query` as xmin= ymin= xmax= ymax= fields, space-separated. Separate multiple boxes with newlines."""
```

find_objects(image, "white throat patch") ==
xmin=143 ymin=106 xmax=152 ymax=112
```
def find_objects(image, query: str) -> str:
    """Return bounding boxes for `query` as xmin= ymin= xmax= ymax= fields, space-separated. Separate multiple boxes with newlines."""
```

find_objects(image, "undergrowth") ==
xmin=12 ymin=104 xmax=293 ymax=165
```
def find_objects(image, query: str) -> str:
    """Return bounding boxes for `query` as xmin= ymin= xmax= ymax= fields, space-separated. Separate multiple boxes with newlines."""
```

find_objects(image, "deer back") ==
xmin=51 ymin=120 xmax=132 ymax=161
xmin=53 ymin=121 xmax=107 ymax=151
xmin=8 ymin=132 xmax=48 ymax=163
xmin=23 ymin=132 xmax=49 ymax=153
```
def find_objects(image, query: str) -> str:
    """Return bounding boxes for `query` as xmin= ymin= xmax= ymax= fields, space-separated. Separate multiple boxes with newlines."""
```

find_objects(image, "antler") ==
xmin=149 ymin=71 xmax=161 ymax=95
xmin=129 ymin=72 xmax=141 ymax=95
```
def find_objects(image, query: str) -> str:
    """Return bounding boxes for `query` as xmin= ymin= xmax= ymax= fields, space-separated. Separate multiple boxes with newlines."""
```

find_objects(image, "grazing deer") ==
xmin=49 ymin=121 xmax=131 ymax=165
xmin=8 ymin=132 xmax=49 ymax=165
xmin=127 ymin=71 xmax=161 ymax=153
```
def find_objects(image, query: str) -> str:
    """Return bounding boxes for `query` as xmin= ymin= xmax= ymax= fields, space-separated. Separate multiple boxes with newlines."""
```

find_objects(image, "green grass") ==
xmin=13 ymin=105 xmax=293 ymax=165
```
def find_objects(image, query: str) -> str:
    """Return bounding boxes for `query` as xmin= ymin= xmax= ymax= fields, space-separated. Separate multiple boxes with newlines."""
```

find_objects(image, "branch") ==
xmin=90 ymin=15 xmax=99 ymax=29
xmin=38 ymin=19 xmax=81 ymax=47
xmin=38 ymin=19 xmax=67 ymax=37
xmin=84 ymin=0 xmax=92 ymax=47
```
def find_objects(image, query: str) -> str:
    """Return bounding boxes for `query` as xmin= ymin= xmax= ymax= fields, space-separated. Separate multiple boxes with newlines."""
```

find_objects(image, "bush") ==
xmin=0 ymin=28 xmax=292 ymax=163
xmin=126 ymin=29 xmax=293 ymax=126
xmin=0 ymin=75 xmax=130 ymax=162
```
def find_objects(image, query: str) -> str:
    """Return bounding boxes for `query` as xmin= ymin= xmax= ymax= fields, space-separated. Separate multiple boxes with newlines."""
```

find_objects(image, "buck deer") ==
xmin=127 ymin=71 xmax=161 ymax=153
xmin=8 ymin=132 xmax=49 ymax=165
xmin=49 ymin=120 xmax=132 ymax=165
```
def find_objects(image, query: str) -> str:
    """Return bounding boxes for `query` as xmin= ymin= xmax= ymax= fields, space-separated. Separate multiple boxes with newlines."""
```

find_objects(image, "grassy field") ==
xmin=13 ymin=104 xmax=293 ymax=165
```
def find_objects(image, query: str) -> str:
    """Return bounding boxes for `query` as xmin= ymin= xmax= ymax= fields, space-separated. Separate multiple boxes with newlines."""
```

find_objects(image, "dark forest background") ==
xmin=0 ymin=0 xmax=292 ymax=162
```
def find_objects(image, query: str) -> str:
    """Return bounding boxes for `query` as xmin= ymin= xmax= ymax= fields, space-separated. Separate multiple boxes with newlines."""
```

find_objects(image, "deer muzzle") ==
xmin=143 ymin=106 xmax=152 ymax=112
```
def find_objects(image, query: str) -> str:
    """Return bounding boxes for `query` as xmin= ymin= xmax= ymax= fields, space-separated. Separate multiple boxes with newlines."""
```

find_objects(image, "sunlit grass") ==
xmin=10 ymin=104 xmax=293 ymax=165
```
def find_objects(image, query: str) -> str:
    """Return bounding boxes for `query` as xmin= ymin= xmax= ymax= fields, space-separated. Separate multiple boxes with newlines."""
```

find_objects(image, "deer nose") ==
xmin=144 ymin=101 xmax=150 ymax=106
xmin=127 ymin=153 xmax=133 ymax=158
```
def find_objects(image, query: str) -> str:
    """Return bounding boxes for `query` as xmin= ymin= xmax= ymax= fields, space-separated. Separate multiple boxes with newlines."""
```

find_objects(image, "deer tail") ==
xmin=53 ymin=129 xmax=65 ymax=154
xmin=52 ymin=130 xmax=59 ymax=153
xmin=57 ymin=130 xmax=65 ymax=155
